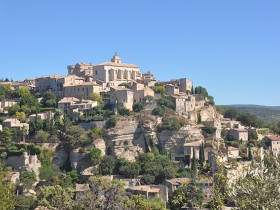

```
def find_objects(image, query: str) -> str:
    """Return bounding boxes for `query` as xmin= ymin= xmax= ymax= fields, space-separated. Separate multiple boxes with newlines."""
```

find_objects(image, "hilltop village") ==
xmin=0 ymin=55 xmax=279 ymax=209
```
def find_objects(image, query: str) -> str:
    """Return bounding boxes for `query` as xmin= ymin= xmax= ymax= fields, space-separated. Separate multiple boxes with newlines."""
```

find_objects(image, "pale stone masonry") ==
xmin=109 ymin=86 xmax=134 ymax=110
xmin=227 ymin=128 xmax=248 ymax=141
xmin=35 ymin=74 xmax=84 ymax=96
xmin=67 ymin=62 xmax=94 ymax=78
xmin=2 ymin=118 xmax=29 ymax=134
xmin=63 ymin=82 xmax=102 ymax=100
xmin=92 ymin=54 xmax=142 ymax=87
xmin=263 ymin=135 xmax=280 ymax=155
xmin=0 ymin=100 xmax=17 ymax=113
xmin=131 ymin=82 xmax=154 ymax=103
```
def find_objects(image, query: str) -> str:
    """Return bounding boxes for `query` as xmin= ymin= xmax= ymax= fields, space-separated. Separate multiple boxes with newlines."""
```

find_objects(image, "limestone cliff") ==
xmin=157 ymin=125 xmax=204 ymax=160
xmin=104 ymin=117 xmax=146 ymax=161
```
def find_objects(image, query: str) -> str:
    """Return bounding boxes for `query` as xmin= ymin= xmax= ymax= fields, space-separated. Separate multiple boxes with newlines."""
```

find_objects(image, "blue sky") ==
xmin=0 ymin=0 xmax=279 ymax=106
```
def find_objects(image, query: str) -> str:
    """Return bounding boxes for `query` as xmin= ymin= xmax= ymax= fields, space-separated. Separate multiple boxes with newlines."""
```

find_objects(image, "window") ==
xmin=95 ymin=70 xmax=98 ymax=75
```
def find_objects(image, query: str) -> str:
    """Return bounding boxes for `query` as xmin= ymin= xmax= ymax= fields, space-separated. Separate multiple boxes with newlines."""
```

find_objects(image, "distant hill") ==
xmin=220 ymin=104 xmax=280 ymax=122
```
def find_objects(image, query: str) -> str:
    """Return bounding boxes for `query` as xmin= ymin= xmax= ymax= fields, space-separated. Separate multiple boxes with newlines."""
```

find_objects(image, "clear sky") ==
xmin=0 ymin=0 xmax=279 ymax=106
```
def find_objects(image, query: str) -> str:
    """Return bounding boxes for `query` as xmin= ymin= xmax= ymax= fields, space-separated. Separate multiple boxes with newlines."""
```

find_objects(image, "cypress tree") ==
xmin=191 ymin=147 xmax=197 ymax=179
xmin=202 ymin=142 xmax=205 ymax=163
xmin=199 ymin=145 xmax=203 ymax=165
xmin=248 ymin=147 xmax=253 ymax=161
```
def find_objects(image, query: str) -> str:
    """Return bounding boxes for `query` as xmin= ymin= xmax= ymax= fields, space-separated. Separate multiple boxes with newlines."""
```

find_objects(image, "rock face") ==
xmin=93 ymin=138 xmax=106 ymax=156
xmin=104 ymin=118 xmax=146 ymax=161
xmin=52 ymin=146 xmax=68 ymax=167
xmin=157 ymin=125 xmax=204 ymax=160
xmin=69 ymin=150 xmax=91 ymax=171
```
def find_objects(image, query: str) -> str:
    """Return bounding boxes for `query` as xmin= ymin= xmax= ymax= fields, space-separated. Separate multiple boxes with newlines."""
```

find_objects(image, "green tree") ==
xmin=153 ymin=85 xmax=166 ymax=96
xmin=89 ymin=92 xmax=103 ymax=103
xmin=118 ymin=82 xmax=131 ymax=88
xmin=169 ymin=182 xmax=204 ymax=210
xmin=130 ymin=195 xmax=167 ymax=210
xmin=19 ymin=171 xmax=37 ymax=189
xmin=7 ymin=103 xmax=20 ymax=116
xmin=100 ymin=155 xmax=116 ymax=175
xmin=195 ymin=86 xmax=208 ymax=98
xmin=41 ymin=90 xmax=57 ymax=108
xmin=133 ymin=102 xmax=144 ymax=112
xmin=231 ymin=154 xmax=280 ymax=209
xmin=224 ymin=108 xmax=238 ymax=120
xmin=152 ymin=107 xmax=165 ymax=116
xmin=89 ymin=148 xmax=102 ymax=165
xmin=0 ymin=128 xmax=13 ymax=145
xmin=37 ymin=185 xmax=74 ymax=210
xmin=118 ymin=107 xmax=131 ymax=116
xmin=35 ymin=130 xmax=50 ymax=142
xmin=105 ymin=116 xmax=117 ymax=128
xmin=76 ymin=176 xmax=131 ymax=210
xmin=15 ymin=196 xmax=35 ymax=210
xmin=63 ymin=125 xmax=89 ymax=149
xmin=120 ymin=162 xmax=141 ymax=178
xmin=0 ymin=164 xmax=16 ymax=210
xmin=191 ymin=148 xmax=197 ymax=179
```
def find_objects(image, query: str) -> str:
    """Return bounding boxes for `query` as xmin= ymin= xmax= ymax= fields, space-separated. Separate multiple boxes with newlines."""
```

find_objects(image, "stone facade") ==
xmin=263 ymin=135 xmax=280 ymax=155
xmin=131 ymin=82 xmax=154 ymax=103
xmin=228 ymin=128 xmax=248 ymax=141
xmin=109 ymin=86 xmax=134 ymax=111
xmin=63 ymin=82 xmax=101 ymax=100
xmin=93 ymin=54 xmax=142 ymax=87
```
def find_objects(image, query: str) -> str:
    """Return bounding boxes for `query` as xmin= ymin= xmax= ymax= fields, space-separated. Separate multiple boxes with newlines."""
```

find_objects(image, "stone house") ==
xmin=93 ymin=54 xmax=142 ymax=87
xmin=0 ymin=100 xmax=17 ymax=114
xmin=58 ymin=97 xmax=80 ymax=115
xmin=171 ymin=94 xmax=195 ymax=115
xmin=109 ymin=86 xmax=134 ymax=110
xmin=183 ymin=140 xmax=203 ymax=159
xmin=35 ymin=74 xmax=64 ymax=93
xmin=227 ymin=128 xmax=248 ymax=141
xmin=131 ymin=82 xmax=154 ymax=103
xmin=165 ymin=84 xmax=179 ymax=95
xmin=2 ymin=118 xmax=29 ymax=135
xmin=263 ymin=135 xmax=280 ymax=155
xmin=126 ymin=185 xmax=168 ymax=203
xmin=68 ymin=62 xmax=94 ymax=78
xmin=163 ymin=178 xmax=189 ymax=193
xmin=227 ymin=146 xmax=239 ymax=159
xmin=29 ymin=111 xmax=54 ymax=121
xmin=63 ymin=82 xmax=102 ymax=100
xmin=141 ymin=71 xmax=157 ymax=87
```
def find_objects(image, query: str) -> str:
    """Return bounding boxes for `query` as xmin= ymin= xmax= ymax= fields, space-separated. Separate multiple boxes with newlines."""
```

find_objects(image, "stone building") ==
xmin=63 ymin=82 xmax=102 ymax=100
xmin=2 ymin=118 xmax=29 ymax=134
xmin=92 ymin=54 xmax=142 ymax=87
xmin=227 ymin=146 xmax=239 ymax=159
xmin=109 ymin=86 xmax=134 ymax=110
xmin=141 ymin=71 xmax=157 ymax=87
xmin=131 ymin=82 xmax=154 ymax=103
xmin=35 ymin=74 xmax=64 ymax=93
xmin=68 ymin=62 xmax=94 ymax=78
xmin=35 ymin=74 xmax=84 ymax=96
xmin=0 ymin=100 xmax=17 ymax=114
xmin=58 ymin=97 xmax=80 ymax=115
xmin=263 ymin=135 xmax=280 ymax=155
xmin=227 ymin=128 xmax=248 ymax=141
xmin=166 ymin=84 xmax=179 ymax=95
xmin=171 ymin=94 xmax=196 ymax=116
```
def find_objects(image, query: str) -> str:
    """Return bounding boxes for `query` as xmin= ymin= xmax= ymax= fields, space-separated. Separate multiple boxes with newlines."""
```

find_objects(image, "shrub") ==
xmin=133 ymin=102 xmax=144 ymax=112
xmin=105 ymin=116 xmax=117 ymax=128
xmin=118 ymin=108 xmax=131 ymax=116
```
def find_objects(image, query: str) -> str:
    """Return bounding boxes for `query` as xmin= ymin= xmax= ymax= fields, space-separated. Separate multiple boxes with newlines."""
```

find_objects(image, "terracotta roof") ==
xmin=64 ymin=82 xmax=100 ymax=87
xmin=166 ymin=178 xmax=190 ymax=185
xmin=266 ymin=135 xmax=280 ymax=141
xmin=184 ymin=141 xmax=202 ymax=147
xmin=75 ymin=184 xmax=90 ymax=192
xmin=58 ymin=97 xmax=80 ymax=103
xmin=227 ymin=146 xmax=239 ymax=151
xmin=97 ymin=62 xmax=139 ymax=68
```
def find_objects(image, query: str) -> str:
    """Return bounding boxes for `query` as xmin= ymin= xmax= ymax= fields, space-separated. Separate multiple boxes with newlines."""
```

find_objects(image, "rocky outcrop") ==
xmin=157 ymin=125 xmax=204 ymax=160
xmin=69 ymin=150 xmax=91 ymax=171
xmin=52 ymin=146 xmax=68 ymax=168
xmin=93 ymin=138 xmax=106 ymax=156
xmin=104 ymin=118 xmax=146 ymax=161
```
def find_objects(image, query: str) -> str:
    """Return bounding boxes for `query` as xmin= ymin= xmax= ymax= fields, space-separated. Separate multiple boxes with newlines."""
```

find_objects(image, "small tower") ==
xmin=111 ymin=52 xmax=122 ymax=63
